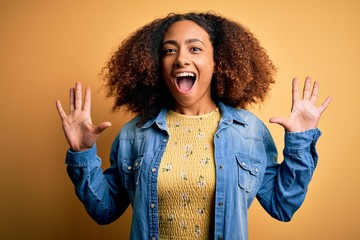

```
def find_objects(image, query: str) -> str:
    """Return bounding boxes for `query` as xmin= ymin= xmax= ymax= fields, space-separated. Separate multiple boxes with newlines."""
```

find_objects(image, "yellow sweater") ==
xmin=158 ymin=108 xmax=220 ymax=239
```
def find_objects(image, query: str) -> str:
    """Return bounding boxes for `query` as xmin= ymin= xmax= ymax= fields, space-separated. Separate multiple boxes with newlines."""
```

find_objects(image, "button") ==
xmin=127 ymin=166 xmax=132 ymax=170
xmin=255 ymin=168 xmax=259 ymax=173
xmin=219 ymin=164 xmax=224 ymax=169
xmin=218 ymin=237 xmax=223 ymax=240
xmin=241 ymin=161 xmax=246 ymax=166
xmin=163 ymin=139 xmax=167 ymax=143
xmin=218 ymin=202 xmax=224 ymax=207
xmin=151 ymin=167 xmax=157 ymax=173
xmin=134 ymin=162 xmax=139 ymax=167
xmin=150 ymin=203 xmax=156 ymax=208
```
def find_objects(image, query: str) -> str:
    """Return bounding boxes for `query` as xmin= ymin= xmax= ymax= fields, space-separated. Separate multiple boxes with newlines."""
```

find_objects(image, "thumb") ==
xmin=94 ymin=121 xmax=112 ymax=135
xmin=269 ymin=117 xmax=291 ymax=132
xmin=269 ymin=117 xmax=285 ymax=126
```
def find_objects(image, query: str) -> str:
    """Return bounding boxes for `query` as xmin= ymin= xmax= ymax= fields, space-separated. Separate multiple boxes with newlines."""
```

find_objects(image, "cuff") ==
xmin=284 ymin=128 xmax=322 ymax=166
xmin=65 ymin=144 xmax=98 ymax=167
xmin=284 ymin=128 xmax=322 ymax=150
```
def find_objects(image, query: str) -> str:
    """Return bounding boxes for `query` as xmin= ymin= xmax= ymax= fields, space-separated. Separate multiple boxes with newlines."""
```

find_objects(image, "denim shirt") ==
xmin=66 ymin=102 xmax=321 ymax=240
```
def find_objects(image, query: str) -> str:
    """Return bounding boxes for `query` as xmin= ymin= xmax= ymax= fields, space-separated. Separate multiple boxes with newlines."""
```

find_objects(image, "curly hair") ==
xmin=102 ymin=12 xmax=276 ymax=125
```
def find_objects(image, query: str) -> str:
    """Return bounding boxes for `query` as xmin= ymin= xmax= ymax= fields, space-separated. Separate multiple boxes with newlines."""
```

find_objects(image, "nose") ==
xmin=174 ymin=49 xmax=190 ymax=67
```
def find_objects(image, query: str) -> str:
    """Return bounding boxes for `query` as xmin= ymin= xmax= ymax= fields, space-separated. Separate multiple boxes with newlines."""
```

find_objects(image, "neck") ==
xmin=171 ymin=101 xmax=217 ymax=116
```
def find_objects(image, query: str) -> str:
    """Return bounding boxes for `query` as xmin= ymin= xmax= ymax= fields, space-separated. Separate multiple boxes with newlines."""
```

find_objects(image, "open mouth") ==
xmin=174 ymin=72 xmax=196 ymax=93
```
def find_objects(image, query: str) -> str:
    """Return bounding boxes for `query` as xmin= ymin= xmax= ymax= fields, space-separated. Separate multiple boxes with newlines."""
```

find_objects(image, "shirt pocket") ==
xmin=235 ymin=153 xmax=261 ymax=192
xmin=121 ymin=154 xmax=144 ymax=190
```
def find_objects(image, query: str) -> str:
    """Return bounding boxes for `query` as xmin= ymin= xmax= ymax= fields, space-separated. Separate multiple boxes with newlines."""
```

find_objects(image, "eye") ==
xmin=190 ymin=47 xmax=202 ymax=53
xmin=162 ymin=48 xmax=177 ymax=55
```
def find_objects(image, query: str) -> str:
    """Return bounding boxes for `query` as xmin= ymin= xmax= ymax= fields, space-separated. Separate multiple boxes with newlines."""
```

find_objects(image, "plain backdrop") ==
xmin=1 ymin=0 xmax=359 ymax=239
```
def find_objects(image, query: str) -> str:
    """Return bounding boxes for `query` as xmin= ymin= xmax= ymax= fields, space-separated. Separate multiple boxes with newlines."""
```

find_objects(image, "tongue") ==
xmin=178 ymin=77 xmax=194 ymax=92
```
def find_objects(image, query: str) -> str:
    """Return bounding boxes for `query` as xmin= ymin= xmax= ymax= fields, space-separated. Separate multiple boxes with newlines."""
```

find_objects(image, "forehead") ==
xmin=163 ymin=20 xmax=211 ymax=42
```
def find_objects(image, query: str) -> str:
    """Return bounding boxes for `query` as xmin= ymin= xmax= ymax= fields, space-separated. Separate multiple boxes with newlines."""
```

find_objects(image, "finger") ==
xmin=269 ymin=117 xmax=290 ymax=132
xmin=269 ymin=117 xmax=284 ymax=125
xmin=75 ymin=82 xmax=82 ymax=110
xmin=318 ymin=95 xmax=333 ymax=114
xmin=94 ymin=121 xmax=112 ymax=135
xmin=303 ymin=76 xmax=312 ymax=100
xmin=56 ymin=100 xmax=67 ymax=120
xmin=292 ymin=78 xmax=300 ymax=104
xmin=310 ymin=81 xmax=319 ymax=103
xmin=83 ymin=87 xmax=91 ymax=112
xmin=69 ymin=88 xmax=75 ymax=112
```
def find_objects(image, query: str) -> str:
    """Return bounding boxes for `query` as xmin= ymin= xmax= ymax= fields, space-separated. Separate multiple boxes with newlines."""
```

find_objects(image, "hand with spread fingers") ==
xmin=269 ymin=77 xmax=332 ymax=132
xmin=55 ymin=82 xmax=111 ymax=151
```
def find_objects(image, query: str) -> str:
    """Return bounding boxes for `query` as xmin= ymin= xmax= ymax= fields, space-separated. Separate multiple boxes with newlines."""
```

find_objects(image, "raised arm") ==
xmin=56 ymin=83 xmax=129 ymax=224
xmin=269 ymin=76 xmax=332 ymax=132
xmin=55 ymin=82 xmax=111 ymax=151
xmin=258 ymin=77 xmax=332 ymax=221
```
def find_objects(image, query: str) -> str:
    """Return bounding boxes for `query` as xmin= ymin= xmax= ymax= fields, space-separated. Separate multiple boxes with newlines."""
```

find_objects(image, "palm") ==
xmin=61 ymin=107 xmax=96 ymax=150
xmin=56 ymin=82 xmax=111 ymax=151
xmin=270 ymin=77 xmax=332 ymax=132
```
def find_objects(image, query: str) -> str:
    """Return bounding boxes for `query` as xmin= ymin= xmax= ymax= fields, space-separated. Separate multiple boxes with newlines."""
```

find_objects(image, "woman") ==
xmin=56 ymin=12 xmax=332 ymax=239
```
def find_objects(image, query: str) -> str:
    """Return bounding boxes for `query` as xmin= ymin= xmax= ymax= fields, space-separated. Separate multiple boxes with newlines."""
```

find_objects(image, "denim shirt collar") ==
xmin=141 ymin=101 xmax=247 ymax=131
xmin=217 ymin=101 xmax=247 ymax=126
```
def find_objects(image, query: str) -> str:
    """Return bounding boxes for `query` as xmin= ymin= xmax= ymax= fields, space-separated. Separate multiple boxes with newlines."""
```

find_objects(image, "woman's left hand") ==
xmin=269 ymin=76 xmax=332 ymax=132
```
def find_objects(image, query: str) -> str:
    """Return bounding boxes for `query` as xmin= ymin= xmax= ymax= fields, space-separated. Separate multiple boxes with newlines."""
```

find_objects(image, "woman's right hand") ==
xmin=56 ymin=82 xmax=111 ymax=152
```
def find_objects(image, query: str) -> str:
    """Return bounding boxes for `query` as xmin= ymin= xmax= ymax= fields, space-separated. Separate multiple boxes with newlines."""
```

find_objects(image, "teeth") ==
xmin=175 ymin=72 xmax=195 ymax=78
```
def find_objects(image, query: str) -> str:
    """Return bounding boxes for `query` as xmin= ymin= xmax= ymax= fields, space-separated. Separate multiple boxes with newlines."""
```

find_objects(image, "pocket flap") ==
xmin=122 ymin=154 xmax=144 ymax=173
xmin=235 ymin=154 xmax=261 ymax=176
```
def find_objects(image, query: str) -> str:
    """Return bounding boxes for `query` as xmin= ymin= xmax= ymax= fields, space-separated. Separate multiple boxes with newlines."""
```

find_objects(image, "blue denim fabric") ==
xmin=66 ymin=102 xmax=321 ymax=240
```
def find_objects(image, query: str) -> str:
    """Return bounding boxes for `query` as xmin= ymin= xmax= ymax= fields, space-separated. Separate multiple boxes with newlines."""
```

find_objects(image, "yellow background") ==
xmin=1 ymin=0 xmax=359 ymax=239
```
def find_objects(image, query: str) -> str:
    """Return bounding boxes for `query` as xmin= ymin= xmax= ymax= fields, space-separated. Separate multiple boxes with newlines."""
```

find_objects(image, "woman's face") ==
xmin=161 ymin=20 xmax=216 ymax=115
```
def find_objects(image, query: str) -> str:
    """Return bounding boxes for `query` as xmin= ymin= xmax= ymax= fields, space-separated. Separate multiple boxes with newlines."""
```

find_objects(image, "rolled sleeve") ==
xmin=284 ymin=128 xmax=322 ymax=166
xmin=284 ymin=128 xmax=322 ymax=150
xmin=65 ymin=144 xmax=98 ymax=167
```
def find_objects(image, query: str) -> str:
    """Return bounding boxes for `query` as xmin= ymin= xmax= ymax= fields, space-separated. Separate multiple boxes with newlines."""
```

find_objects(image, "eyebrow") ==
xmin=163 ymin=38 xmax=206 ymax=46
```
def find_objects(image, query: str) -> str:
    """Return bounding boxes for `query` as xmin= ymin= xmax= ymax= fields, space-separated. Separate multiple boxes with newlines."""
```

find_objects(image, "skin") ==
xmin=55 ymin=21 xmax=332 ymax=151
xmin=269 ymin=76 xmax=332 ymax=132
xmin=56 ymin=83 xmax=111 ymax=151
xmin=161 ymin=20 xmax=216 ymax=115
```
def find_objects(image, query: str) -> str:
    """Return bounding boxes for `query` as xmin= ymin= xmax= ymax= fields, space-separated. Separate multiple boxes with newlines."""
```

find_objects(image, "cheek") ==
xmin=204 ymin=60 xmax=215 ymax=76
xmin=160 ymin=62 xmax=168 ymax=78
xmin=203 ymin=52 xmax=215 ymax=73
xmin=161 ymin=59 xmax=172 ymax=75
xmin=161 ymin=63 xmax=172 ymax=86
